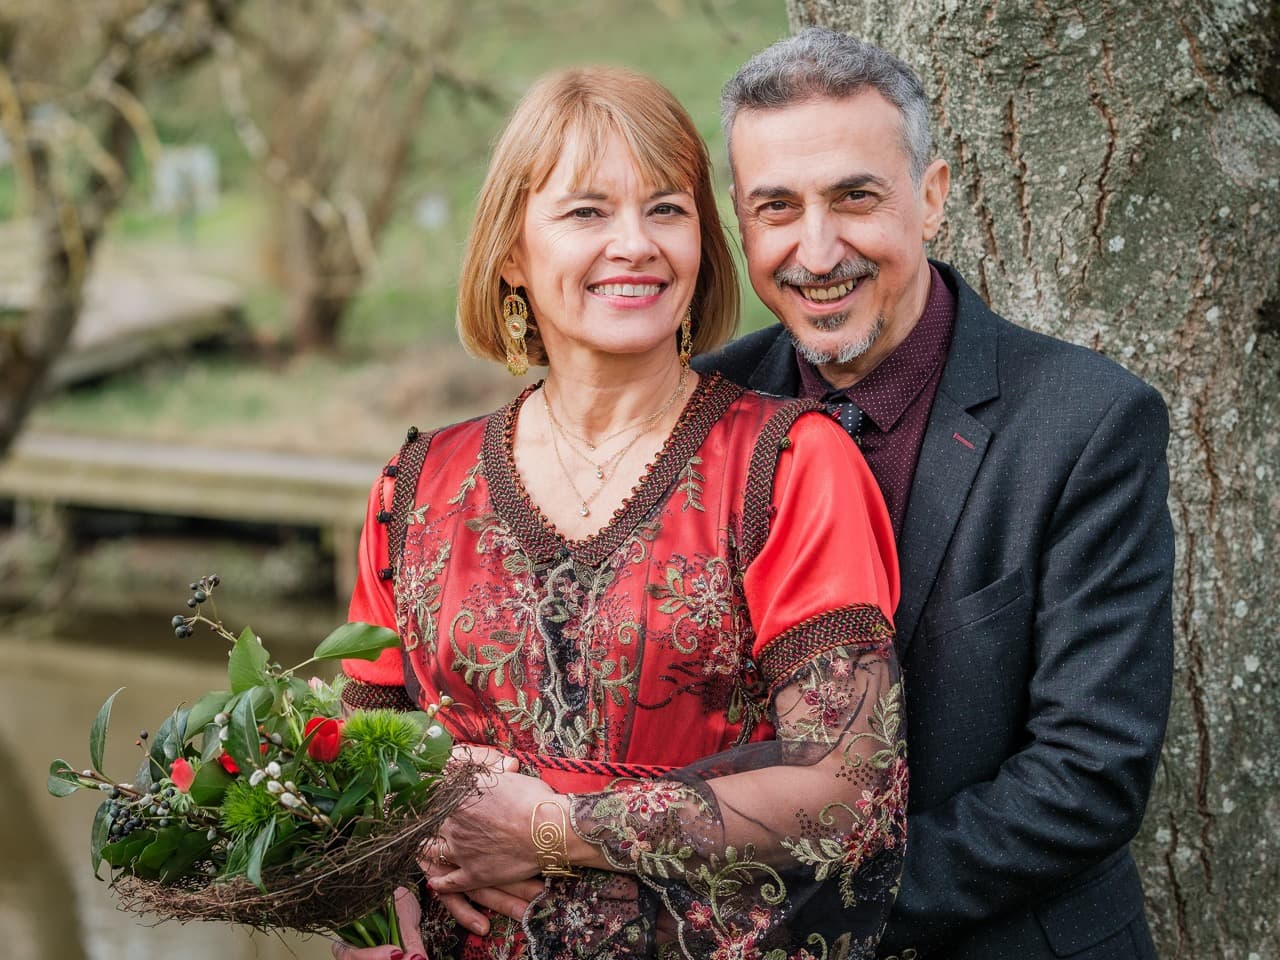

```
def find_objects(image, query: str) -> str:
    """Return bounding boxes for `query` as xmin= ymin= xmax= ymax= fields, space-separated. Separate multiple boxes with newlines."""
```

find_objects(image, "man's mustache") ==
xmin=774 ymin=258 xmax=879 ymax=288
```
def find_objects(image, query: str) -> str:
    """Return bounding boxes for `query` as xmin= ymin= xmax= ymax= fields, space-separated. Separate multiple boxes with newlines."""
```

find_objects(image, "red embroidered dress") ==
xmin=345 ymin=375 xmax=906 ymax=960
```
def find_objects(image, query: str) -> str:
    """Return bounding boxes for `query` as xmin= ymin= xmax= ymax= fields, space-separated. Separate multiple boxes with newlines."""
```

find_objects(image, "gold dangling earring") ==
xmin=679 ymin=305 xmax=693 ymax=367
xmin=503 ymin=291 xmax=530 ymax=376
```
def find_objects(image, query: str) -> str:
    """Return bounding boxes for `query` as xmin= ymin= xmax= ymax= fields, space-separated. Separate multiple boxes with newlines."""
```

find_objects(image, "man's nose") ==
xmin=795 ymin=208 xmax=843 ymax=277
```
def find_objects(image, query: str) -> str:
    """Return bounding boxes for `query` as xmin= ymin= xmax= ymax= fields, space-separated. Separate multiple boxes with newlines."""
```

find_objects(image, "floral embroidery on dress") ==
xmin=366 ymin=384 xmax=904 ymax=960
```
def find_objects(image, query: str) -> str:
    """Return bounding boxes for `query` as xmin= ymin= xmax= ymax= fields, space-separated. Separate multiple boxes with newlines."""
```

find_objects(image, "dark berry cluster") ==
xmin=104 ymin=783 xmax=179 ymax=841
xmin=174 ymin=574 xmax=220 ymax=638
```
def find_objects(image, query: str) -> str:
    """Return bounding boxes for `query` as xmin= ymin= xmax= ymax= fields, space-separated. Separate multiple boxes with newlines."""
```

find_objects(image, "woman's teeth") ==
xmin=590 ymin=283 xmax=662 ymax=297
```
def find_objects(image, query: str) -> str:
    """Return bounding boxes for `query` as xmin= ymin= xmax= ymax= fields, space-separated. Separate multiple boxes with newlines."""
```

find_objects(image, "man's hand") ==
xmin=427 ymin=875 xmax=545 ymax=936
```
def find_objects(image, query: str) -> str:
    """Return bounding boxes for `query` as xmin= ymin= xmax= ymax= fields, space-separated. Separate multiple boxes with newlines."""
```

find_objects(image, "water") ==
xmin=0 ymin=601 xmax=347 ymax=960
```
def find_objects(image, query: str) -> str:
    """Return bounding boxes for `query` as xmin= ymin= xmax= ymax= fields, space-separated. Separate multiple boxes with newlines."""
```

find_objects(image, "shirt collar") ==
xmin=794 ymin=263 xmax=955 ymax=432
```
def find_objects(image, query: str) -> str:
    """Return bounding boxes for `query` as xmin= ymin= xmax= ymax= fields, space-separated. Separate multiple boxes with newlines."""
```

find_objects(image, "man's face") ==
xmin=730 ymin=91 xmax=948 ymax=385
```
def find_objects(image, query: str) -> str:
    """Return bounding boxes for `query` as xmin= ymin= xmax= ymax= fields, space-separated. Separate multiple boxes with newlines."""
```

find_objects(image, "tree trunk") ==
xmin=0 ymin=143 xmax=107 ymax=460
xmin=0 ymin=2 xmax=244 ymax=460
xmin=788 ymin=2 xmax=1280 ymax=957
xmin=284 ymin=198 xmax=358 ymax=352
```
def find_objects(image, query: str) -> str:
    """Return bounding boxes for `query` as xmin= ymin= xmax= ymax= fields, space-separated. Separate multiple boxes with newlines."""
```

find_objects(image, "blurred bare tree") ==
xmin=215 ymin=0 xmax=502 ymax=350
xmin=0 ymin=0 xmax=245 ymax=460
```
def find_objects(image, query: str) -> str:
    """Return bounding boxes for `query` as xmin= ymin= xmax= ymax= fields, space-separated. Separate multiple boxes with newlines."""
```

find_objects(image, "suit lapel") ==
xmin=893 ymin=397 xmax=990 ymax=657
xmin=894 ymin=264 xmax=1002 ymax=659
xmin=747 ymin=331 xmax=802 ymax=397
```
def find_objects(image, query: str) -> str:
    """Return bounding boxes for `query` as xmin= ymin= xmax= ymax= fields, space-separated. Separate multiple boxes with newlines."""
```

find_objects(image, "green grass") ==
xmin=26 ymin=0 xmax=789 ymax=454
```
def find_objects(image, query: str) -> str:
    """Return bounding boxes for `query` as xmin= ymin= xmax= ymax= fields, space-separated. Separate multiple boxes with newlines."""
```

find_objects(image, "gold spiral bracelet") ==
xmin=531 ymin=800 xmax=578 ymax=878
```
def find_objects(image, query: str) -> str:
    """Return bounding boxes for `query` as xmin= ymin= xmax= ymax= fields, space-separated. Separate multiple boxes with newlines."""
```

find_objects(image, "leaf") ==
xmin=148 ymin=708 xmax=188 ymax=775
xmin=89 ymin=688 xmax=125 ymax=775
xmin=185 ymin=690 xmax=231 ymax=740
xmin=416 ymin=727 xmax=451 ymax=770
xmin=312 ymin=622 xmax=400 ymax=662
xmin=133 ymin=755 xmax=154 ymax=795
xmin=157 ymin=831 xmax=216 ymax=882
xmin=137 ymin=828 xmax=182 ymax=871
xmin=819 ymin=838 xmax=844 ymax=858
xmin=101 ymin=829 xmax=156 ymax=869
xmin=225 ymin=692 xmax=260 ymax=773
xmin=47 ymin=759 xmax=83 ymax=798
xmin=247 ymin=684 xmax=276 ymax=717
xmin=189 ymin=759 xmax=233 ymax=806
xmin=247 ymin=818 xmax=277 ymax=890
xmin=229 ymin=627 xmax=271 ymax=694
xmin=90 ymin=801 xmax=111 ymax=875
xmin=200 ymin=724 xmax=224 ymax=763
xmin=330 ymin=780 xmax=375 ymax=822
xmin=223 ymin=835 xmax=249 ymax=878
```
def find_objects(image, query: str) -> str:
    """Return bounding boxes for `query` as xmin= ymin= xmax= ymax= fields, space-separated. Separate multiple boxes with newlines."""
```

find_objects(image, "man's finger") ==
xmin=437 ymin=891 xmax=492 ymax=936
xmin=468 ymin=884 xmax=533 ymax=923
xmin=496 ymin=878 xmax=546 ymax=901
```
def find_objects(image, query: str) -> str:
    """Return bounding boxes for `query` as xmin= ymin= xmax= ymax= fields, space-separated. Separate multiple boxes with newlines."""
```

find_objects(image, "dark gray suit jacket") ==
xmin=696 ymin=262 xmax=1174 ymax=960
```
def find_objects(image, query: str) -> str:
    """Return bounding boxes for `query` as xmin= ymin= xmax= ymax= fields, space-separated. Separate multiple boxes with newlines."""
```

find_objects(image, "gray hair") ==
xmin=722 ymin=27 xmax=934 ymax=184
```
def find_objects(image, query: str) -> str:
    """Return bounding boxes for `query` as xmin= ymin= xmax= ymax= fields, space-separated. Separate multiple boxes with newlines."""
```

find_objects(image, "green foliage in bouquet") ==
xmin=47 ymin=576 xmax=468 ymax=949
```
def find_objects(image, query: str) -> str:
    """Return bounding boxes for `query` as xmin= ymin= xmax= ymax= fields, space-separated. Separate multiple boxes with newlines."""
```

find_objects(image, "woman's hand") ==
xmin=423 ymin=765 xmax=560 ymax=893
xmin=330 ymin=886 xmax=427 ymax=960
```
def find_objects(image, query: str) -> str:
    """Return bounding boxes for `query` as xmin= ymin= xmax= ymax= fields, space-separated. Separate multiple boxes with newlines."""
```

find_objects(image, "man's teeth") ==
xmin=591 ymin=283 xmax=662 ymax=297
xmin=798 ymin=279 xmax=856 ymax=302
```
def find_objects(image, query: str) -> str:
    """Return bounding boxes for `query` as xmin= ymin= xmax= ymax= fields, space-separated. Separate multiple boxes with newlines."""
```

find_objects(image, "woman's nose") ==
xmin=607 ymin=210 xmax=659 ymax=263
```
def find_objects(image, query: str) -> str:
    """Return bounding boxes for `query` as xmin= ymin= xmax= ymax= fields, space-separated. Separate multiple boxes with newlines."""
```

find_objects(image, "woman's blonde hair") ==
xmin=457 ymin=66 xmax=739 ymax=367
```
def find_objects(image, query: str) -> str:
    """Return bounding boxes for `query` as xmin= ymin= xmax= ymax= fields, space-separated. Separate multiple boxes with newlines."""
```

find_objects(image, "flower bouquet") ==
xmin=47 ymin=576 xmax=473 ymax=949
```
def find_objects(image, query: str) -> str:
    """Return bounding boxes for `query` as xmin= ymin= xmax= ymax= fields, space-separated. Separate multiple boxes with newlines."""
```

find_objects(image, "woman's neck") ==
xmin=541 ymin=356 xmax=687 ymax=444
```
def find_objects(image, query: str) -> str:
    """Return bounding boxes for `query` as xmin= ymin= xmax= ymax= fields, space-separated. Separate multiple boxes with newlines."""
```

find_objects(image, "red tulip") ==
xmin=170 ymin=757 xmax=196 ymax=793
xmin=304 ymin=716 xmax=343 ymax=762
xmin=217 ymin=740 xmax=267 ymax=776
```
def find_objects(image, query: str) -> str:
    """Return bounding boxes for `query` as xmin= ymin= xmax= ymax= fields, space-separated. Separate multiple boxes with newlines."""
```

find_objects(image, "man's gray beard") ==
xmin=791 ymin=312 xmax=886 ymax=366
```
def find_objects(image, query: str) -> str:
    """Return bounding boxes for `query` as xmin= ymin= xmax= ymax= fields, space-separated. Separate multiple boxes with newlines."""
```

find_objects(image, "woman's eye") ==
xmin=651 ymin=203 xmax=685 ymax=216
xmin=569 ymin=207 xmax=602 ymax=219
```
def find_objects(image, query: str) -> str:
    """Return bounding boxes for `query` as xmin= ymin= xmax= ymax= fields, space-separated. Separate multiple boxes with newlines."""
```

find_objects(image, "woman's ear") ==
xmin=500 ymin=249 xmax=527 ymax=290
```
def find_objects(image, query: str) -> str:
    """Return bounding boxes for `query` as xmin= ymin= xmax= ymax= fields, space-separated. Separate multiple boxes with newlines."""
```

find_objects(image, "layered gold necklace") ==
xmin=543 ymin=366 xmax=689 ymax=518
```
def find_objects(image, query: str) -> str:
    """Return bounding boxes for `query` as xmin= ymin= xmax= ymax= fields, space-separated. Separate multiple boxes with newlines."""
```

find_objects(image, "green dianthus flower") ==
xmin=220 ymin=779 xmax=279 ymax=837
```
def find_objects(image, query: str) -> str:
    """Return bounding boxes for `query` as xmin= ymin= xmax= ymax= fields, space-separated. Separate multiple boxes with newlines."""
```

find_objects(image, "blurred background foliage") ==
xmin=1 ymin=0 xmax=787 ymax=458
xmin=0 ymin=8 xmax=788 ymax=956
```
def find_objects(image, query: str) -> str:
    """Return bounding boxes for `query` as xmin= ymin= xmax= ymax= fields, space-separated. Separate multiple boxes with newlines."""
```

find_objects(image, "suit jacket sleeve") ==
xmin=880 ymin=378 xmax=1175 ymax=955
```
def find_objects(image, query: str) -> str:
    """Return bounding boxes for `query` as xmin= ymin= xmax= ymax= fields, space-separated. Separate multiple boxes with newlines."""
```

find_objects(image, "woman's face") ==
xmin=502 ymin=130 xmax=701 ymax=365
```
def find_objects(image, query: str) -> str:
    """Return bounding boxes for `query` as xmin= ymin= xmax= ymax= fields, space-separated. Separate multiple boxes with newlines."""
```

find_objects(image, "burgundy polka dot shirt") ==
xmin=796 ymin=264 xmax=956 ymax=540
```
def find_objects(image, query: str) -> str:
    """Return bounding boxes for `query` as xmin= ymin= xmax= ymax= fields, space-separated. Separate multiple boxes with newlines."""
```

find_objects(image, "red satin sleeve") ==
xmin=343 ymin=471 xmax=403 ymax=687
xmin=743 ymin=410 xmax=899 ymax=660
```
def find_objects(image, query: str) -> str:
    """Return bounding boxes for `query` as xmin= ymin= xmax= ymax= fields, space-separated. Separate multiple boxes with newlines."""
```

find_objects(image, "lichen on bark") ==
xmin=784 ymin=2 xmax=1279 ymax=956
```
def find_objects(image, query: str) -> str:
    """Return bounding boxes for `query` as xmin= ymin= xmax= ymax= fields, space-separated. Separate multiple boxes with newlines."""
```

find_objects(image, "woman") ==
xmin=337 ymin=67 xmax=904 ymax=960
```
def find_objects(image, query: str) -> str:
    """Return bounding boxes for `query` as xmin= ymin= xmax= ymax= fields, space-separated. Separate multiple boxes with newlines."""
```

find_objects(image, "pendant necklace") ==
xmin=543 ymin=366 xmax=689 ymax=518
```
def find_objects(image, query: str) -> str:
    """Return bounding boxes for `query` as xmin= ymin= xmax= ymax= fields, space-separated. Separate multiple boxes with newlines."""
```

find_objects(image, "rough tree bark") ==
xmin=788 ymin=2 xmax=1279 ymax=957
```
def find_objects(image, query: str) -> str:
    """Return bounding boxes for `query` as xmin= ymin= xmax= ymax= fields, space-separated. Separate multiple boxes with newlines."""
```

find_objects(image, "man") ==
xmin=696 ymin=28 xmax=1174 ymax=960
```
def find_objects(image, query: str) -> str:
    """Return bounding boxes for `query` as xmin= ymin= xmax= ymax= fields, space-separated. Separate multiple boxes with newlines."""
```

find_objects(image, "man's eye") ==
xmin=843 ymin=191 xmax=869 ymax=202
xmin=760 ymin=201 xmax=790 ymax=214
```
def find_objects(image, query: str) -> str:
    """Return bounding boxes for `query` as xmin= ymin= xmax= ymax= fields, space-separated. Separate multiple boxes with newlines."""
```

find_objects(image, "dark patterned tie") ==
xmin=828 ymin=396 xmax=865 ymax=440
